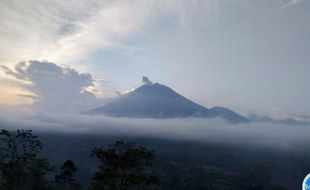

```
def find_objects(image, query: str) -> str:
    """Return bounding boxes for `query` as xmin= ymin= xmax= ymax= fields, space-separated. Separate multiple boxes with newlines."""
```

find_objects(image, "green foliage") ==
xmin=54 ymin=160 xmax=81 ymax=190
xmin=0 ymin=129 xmax=53 ymax=190
xmin=91 ymin=140 xmax=158 ymax=190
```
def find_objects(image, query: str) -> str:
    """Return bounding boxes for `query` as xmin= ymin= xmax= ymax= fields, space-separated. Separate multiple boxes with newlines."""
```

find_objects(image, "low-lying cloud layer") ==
xmin=0 ymin=107 xmax=309 ymax=150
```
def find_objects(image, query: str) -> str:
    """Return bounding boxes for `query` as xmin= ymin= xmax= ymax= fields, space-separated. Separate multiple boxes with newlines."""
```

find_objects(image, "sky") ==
xmin=0 ymin=0 xmax=310 ymax=118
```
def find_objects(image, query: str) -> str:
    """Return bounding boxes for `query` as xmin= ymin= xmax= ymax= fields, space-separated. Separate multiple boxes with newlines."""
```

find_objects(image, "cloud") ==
xmin=16 ymin=94 xmax=39 ymax=100
xmin=1 ymin=60 xmax=98 ymax=112
xmin=280 ymin=0 xmax=307 ymax=8
xmin=0 ymin=110 xmax=310 ymax=149
xmin=0 ymin=0 xmax=230 ymax=67
xmin=0 ymin=0 xmax=153 ymax=68
xmin=249 ymin=114 xmax=310 ymax=126
xmin=142 ymin=76 xmax=153 ymax=85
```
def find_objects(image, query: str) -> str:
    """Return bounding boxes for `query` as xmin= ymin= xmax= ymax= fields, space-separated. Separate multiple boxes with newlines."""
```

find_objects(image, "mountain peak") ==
xmin=87 ymin=80 xmax=248 ymax=123
xmin=133 ymin=82 xmax=177 ymax=96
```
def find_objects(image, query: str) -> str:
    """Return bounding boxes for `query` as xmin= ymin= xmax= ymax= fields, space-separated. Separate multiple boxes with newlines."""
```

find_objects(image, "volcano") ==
xmin=87 ymin=79 xmax=248 ymax=123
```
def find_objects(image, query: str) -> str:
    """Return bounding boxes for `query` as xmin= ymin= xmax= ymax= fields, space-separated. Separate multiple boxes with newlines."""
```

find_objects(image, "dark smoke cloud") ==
xmin=142 ymin=76 xmax=153 ymax=85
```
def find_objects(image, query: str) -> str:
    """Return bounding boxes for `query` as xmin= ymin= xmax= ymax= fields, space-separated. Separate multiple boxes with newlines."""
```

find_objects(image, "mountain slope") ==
xmin=87 ymin=82 xmax=248 ymax=123
xmin=209 ymin=106 xmax=249 ymax=123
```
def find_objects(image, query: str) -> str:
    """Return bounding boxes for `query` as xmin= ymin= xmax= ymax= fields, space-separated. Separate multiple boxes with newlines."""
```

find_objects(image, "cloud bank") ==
xmin=0 ymin=110 xmax=310 ymax=150
xmin=1 ymin=60 xmax=98 ymax=112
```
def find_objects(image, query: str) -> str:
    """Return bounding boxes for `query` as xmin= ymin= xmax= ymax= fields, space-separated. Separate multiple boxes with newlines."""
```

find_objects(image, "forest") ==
xmin=0 ymin=129 xmax=308 ymax=190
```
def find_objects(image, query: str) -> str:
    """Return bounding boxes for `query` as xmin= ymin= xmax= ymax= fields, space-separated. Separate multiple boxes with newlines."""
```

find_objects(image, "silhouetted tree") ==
xmin=90 ymin=140 xmax=158 ymax=190
xmin=54 ymin=160 xmax=80 ymax=190
xmin=0 ymin=129 xmax=52 ymax=190
xmin=27 ymin=158 xmax=54 ymax=190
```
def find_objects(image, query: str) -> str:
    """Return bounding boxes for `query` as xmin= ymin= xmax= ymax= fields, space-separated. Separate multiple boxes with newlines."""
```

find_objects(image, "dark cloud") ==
xmin=16 ymin=94 xmax=38 ymax=100
xmin=142 ymin=76 xmax=153 ymax=85
xmin=1 ymin=60 xmax=99 ymax=112
xmin=1 ymin=62 xmax=30 ymax=81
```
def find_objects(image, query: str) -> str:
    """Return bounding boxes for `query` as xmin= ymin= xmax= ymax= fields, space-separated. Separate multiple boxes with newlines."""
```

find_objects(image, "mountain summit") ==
xmin=88 ymin=78 xmax=248 ymax=123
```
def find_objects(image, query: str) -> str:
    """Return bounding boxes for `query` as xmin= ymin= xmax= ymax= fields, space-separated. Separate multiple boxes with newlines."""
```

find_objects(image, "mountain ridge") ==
xmin=87 ymin=81 xmax=249 ymax=123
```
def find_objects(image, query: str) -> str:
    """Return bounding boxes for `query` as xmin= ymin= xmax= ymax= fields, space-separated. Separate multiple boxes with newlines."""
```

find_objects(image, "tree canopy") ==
xmin=91 ymin=140 xmax=158 ymax=190
xmin=0 ymin=129 xmax=52 ymax=190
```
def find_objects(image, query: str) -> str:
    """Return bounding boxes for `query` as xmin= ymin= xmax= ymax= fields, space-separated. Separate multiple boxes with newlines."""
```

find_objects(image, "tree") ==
xmin=90 ymin=140 xmax=158 ymax=190
xmin=54 ymin=160 xmax=80 ymax=190
xmin=0 ymin=129 xmax=52 ymax=190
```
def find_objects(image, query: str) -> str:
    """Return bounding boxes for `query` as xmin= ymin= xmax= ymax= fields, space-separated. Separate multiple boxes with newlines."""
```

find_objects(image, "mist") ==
xmin=0 ymin=108 xmax=309 ymax=150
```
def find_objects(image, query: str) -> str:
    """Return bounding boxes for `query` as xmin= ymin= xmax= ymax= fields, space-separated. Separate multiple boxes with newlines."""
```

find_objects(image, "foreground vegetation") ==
xmin=0 ymin=129 xmax=308 ymax=189
xmin=0 ymin=129 xmax=157 ymax=190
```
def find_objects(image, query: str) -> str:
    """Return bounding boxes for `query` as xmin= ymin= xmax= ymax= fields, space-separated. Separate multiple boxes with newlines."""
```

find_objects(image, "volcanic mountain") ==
xmin=87 ymin=81 xmax=248 ymax=123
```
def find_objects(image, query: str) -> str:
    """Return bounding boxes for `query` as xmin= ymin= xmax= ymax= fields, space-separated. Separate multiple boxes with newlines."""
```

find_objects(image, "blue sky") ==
xmin=0 ymin=0 xmax=310 ymax=118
